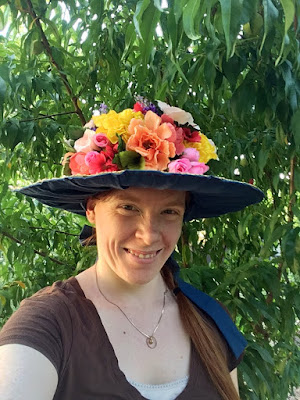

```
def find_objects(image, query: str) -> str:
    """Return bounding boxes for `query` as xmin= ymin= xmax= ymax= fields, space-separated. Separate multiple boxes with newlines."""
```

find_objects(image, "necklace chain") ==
xmin=95 ymin=267 xmax=167 ymax=349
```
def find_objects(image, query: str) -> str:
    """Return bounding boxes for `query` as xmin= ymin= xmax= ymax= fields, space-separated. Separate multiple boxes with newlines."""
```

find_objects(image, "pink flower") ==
xmin=93 ymin=133 xmax=109 ymax=148
xmin=173 ymin=127 xmax=185 ymax=155
xmin=168 ymin=157 xmax=209 ymax=175
xmin=85 ymin=151 xmax=106 ymax=174
xmin=161 ymin=114 xmax=175 ymax=125
xmin=182 ymin=148 xmax=199 ymax=162
xmin=168 ymin=158 xmax=191 ymax=173
xmin=189 ymin=162 xmax=209 ymax=174
xmin=68 ymin=152 xmax=90 ymax=175
xmin=74 ymin=129 xmax=99 ymax=153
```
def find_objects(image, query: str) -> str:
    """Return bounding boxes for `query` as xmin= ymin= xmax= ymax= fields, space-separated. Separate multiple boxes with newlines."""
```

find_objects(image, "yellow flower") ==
xmin=184 ymin=133 xmax=218 ymax=164
xmin=92 ymin=110 xmax=144 ymax=144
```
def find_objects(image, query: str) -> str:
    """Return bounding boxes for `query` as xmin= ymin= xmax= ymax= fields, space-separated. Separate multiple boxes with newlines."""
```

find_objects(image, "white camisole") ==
xmin=127 ymin=376 xmax=189 ymax=400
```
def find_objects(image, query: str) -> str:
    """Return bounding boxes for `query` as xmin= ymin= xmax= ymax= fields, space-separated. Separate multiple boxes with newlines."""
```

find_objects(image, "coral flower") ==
xmin=74 ymin=129 xmax=99 ymax=153
xmin=127 ymin=111 xmax=176 ymax=170
xmin=68 ymin=152 xmax=90 ymax=175
xmin=184 ymin=134 xmax=218 ymax=164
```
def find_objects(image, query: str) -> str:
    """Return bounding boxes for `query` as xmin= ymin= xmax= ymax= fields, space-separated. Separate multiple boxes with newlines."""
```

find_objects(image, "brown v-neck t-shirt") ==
xmin=0 ymin=277 xmax=241 ymax=399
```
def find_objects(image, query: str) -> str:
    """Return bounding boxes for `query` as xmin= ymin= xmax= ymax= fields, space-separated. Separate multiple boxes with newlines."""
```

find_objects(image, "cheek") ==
xmin=165 ymin=221 xmax=183 ymax=246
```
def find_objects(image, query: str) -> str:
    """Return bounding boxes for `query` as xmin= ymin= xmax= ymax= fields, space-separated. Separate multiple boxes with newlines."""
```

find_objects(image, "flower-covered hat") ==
xmin=17 ymin=98 xmax=264 ymax=219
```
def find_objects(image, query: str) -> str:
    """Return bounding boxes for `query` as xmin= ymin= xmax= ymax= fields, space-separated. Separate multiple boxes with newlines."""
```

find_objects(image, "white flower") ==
xmin=157 ymin=100 xmax=200 ymax=130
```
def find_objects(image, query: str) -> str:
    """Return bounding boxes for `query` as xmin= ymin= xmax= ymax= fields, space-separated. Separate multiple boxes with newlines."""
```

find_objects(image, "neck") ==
xmin=94 ymin=262 xmax=166 ymax=308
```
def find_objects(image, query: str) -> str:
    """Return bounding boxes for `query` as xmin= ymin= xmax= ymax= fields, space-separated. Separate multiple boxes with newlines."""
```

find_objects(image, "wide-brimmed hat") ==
xmin=15 ymin=98 xmax=264 ymax=219
xmin=17 ymin=170 xmax=264 ymax=221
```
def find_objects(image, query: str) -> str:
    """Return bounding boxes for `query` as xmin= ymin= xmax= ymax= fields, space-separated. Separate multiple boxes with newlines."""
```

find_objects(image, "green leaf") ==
xmin=0 ymin=75 xmax=6 ymax=118
xmin=182 ymin=0 xmax=202 ymax=40
xmin=113 ymin=150 xmax=145 ymax=170
xmin=259 ymin=0 xmax=279 ymax=54
xmin=276 ymin=0 xmax=295 ymax=65
xmin=250 ymin=343 xmax=275 ymax=365
xmin=294 ymin=167 xmax=300 ymax=192
xmin=173 ymin=0 xmax=188 ymax=23
xmin=291 ymin=109 xmax=300 ymax=149
xmin=219 ymin=0 xmax=232 ymax=58
xmin=122 ymin=22 xmax=136 ymax=59
xmin=281 ymin=61 xmax=298 ymax=111
xmin=133 ymin=0 xmax=151 ymax=39
xmin=117 ymin=135 xmax=126 ymax=152
xmin=282 ymin=228 xmax=300 ymax=270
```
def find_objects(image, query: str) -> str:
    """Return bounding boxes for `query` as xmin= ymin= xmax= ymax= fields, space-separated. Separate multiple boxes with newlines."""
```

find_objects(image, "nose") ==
xmin=135 ymin=215 xmax=161 ymax=245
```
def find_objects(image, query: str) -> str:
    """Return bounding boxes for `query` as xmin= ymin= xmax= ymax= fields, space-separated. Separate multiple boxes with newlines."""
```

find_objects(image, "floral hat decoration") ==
xmin=62 ymin=97 xmax=217 ymax=177
xmin=17 ymin=97 xmax=264 ymax=220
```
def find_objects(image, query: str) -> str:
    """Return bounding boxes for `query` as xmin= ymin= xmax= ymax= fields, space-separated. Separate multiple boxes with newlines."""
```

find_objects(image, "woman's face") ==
xmin=86 ymin=187 xmax=186 ymax=286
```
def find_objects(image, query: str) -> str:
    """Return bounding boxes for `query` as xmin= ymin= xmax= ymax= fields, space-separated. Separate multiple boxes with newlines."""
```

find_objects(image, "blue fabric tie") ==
xmin=168 ymin=256 xmax=247 ymax=359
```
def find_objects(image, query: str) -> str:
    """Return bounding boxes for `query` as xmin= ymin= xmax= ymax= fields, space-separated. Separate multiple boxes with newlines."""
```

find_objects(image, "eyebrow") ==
xmin=115 ymin=192 xmax=185 ymax=207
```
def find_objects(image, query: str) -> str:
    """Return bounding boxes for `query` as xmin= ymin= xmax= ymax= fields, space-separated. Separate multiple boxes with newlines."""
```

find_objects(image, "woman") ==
xmin=0 ymin=99 xmax=264 ymax=399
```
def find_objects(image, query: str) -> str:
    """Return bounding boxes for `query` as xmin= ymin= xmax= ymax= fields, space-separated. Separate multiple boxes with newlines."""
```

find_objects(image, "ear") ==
xmin=86 ymin=198 xmax=96 ymax=224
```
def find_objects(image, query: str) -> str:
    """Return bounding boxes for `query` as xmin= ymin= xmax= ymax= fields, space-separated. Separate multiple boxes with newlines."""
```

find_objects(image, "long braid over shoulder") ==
xmin=161 ymin=264 xmax=240 ymax=400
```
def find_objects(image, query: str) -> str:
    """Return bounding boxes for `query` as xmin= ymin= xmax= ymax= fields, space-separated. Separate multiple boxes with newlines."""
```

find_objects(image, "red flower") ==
xmin=182 ymin=127 xmax=201 ymax=142
xmin=85 ymin=151 xmax=118 ymax=174
xmin=133 ymin=102 xmax=144 ymax=112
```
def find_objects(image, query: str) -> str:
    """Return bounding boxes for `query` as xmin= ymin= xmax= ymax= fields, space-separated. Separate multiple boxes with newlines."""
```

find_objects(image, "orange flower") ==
xmin=126 ymin=111 xmax=175 ymax=170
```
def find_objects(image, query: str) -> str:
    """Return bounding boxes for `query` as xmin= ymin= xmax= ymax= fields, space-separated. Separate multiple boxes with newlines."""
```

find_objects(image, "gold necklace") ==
xmin=95 ymin=267 xmax=167 ymax=349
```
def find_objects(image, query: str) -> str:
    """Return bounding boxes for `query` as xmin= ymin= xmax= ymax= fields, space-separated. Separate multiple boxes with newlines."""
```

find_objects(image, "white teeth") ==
xmin=127 ymin=249 xmax=157 ymax=259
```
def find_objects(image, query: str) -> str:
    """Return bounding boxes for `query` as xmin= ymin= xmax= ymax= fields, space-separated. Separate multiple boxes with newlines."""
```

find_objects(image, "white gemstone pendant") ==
xmin=146 ymin=336 xmax=157 ymax=349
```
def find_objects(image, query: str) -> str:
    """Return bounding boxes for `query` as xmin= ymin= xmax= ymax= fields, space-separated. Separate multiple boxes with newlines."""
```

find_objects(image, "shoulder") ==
xmin=0 ymin=276 xmax=86 ymax=373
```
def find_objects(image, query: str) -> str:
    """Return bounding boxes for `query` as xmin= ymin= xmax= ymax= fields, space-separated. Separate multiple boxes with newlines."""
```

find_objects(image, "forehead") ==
xmin=103 ymin=187 xmax=186 ymax=205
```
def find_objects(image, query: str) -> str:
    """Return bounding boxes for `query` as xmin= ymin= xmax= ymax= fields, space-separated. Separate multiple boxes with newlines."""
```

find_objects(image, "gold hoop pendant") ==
xmin=146 ymin=336 xmax=157 ymax=349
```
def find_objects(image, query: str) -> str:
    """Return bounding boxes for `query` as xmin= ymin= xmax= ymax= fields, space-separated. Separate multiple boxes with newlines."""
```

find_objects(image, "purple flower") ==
xmin=99 ymin=102 xmax=108 ymax=115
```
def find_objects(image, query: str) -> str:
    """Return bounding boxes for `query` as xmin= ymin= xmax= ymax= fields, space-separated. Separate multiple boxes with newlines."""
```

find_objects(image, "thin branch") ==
xmin=24 ymin=0 xmax=86 ymax=126
xmin=1 ymin=231 xmax=66 ymax=266
xmin=29 ymin=226 xmax=78 ymax=236
xmin=19 ymin=111 xmax=78 ymax=123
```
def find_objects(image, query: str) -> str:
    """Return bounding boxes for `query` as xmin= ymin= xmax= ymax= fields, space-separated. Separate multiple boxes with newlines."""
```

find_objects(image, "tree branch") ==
xmin=19 ymin=111 xmax=78 ymax=123
xmin=24 ymin=0 xmax=86 ymax=126
xmin=1 ymin=231 xmax=66 ymax=266
xmin=29 ymin=226 xmax=78 ymax=236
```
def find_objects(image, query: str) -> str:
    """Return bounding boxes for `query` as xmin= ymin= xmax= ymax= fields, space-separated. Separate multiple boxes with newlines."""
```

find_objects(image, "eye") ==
xmin=163 ymin=209 xmax=178 ymax=215
xmin=120 ymin=204 xmax=138 ymax=212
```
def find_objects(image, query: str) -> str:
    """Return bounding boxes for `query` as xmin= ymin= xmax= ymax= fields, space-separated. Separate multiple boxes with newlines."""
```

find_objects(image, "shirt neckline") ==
xmin=67 ymin=276 xmax=197 ymax=399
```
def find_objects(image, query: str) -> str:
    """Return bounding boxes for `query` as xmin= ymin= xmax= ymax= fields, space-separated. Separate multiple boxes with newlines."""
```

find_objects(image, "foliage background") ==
xmin=0 ymin=0 xmax=299 ymax=398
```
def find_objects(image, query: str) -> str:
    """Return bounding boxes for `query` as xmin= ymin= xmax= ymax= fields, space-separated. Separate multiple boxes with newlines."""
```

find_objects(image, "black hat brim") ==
xmin=16 ymin=170 xmax=264 ymax=220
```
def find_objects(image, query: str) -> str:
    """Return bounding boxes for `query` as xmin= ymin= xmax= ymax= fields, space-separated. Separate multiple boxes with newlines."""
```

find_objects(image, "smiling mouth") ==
xmin=125 ymin=249 xmax=161 ymax=259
